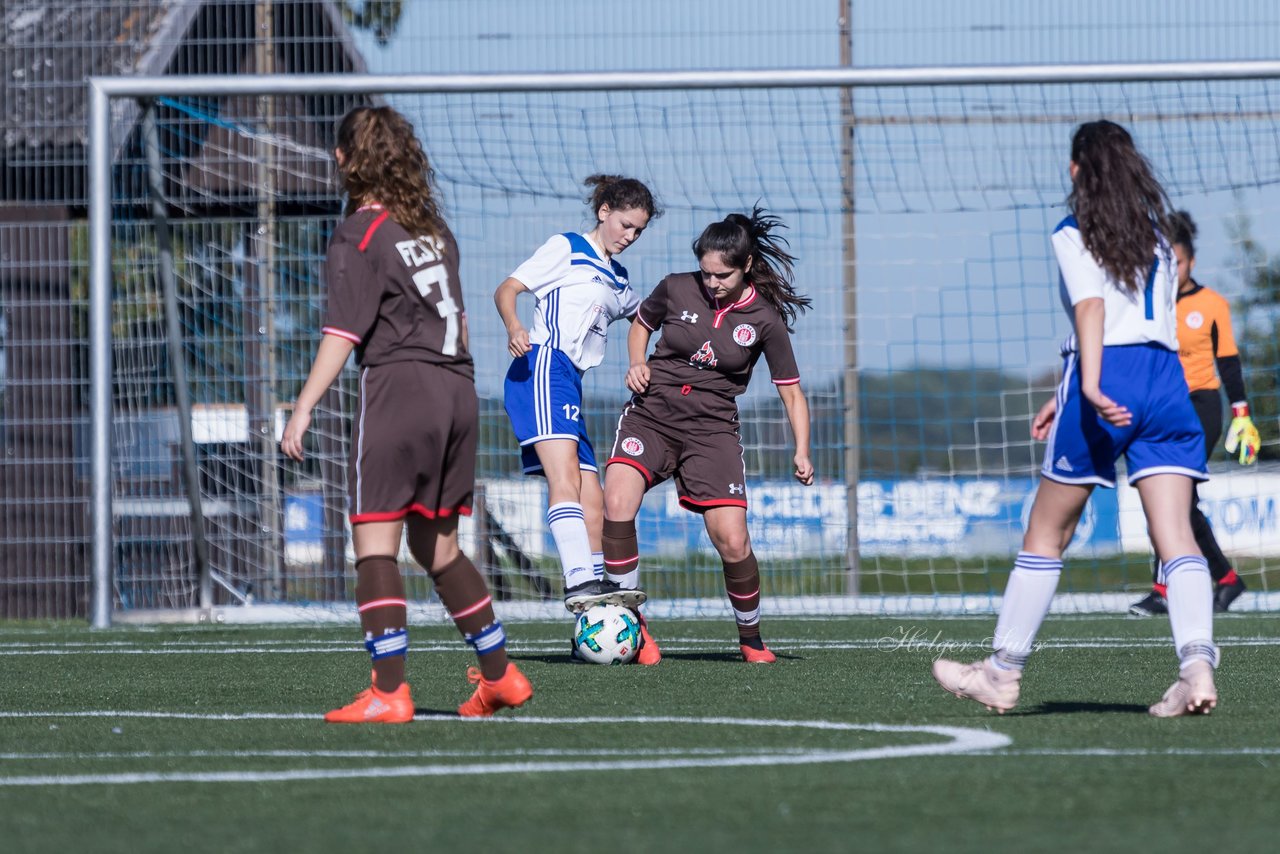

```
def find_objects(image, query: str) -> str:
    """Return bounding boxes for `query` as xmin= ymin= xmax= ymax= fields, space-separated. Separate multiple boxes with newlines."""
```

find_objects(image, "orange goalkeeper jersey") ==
xmin=1177 ymin=283 xmax=1238 ymax=393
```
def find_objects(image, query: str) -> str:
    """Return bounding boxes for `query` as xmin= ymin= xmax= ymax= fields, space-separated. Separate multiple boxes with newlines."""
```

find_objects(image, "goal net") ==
xmin=90 ymin=68 xmax=1280 ymax=623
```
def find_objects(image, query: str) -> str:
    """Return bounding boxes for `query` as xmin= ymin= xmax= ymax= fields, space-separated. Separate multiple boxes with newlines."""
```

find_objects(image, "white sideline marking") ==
xmin=0 ymin=747 xmax=811 ymax=761
xmin=0 ymin=715 xmax=1010 ymax=787
xmin=985 ymin=747 xmax=1280 ymax=757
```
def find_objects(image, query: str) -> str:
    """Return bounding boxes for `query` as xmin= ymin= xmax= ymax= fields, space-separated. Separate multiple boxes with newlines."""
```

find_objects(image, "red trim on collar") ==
xmin=712 ymin=287 xmax=757 ymax=328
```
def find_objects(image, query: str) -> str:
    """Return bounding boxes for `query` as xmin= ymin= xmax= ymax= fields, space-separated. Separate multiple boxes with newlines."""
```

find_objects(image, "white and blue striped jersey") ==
xmin=1052 ymin=215 xmax=1178 ymax=352
xmin=510 ymin=232 xmax=641 ymax=371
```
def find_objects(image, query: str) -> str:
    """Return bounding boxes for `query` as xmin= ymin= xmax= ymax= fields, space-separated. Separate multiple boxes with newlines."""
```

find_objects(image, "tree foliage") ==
xmin=338 ymin=0 xmax=404 ymax=45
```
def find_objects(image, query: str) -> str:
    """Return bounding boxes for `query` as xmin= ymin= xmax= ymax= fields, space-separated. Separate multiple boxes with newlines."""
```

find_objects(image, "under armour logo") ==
xmin=728 ymin=483 xmax=744 ymax=494
xmin=681 ymin=310 xmax=699 ymax=323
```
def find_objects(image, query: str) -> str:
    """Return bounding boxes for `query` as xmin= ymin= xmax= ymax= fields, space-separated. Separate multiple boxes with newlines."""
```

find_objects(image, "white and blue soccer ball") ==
xmin=572 ymin=603 xmax=641 ymax=665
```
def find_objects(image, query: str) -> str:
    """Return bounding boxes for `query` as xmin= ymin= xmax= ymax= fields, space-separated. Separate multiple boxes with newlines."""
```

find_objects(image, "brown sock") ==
xmin=723 ymin=553 xmax=762 ymax=641
xmin=602 ymin=518 xmax=639 ymax=585
xmin=355 ymin=555 xmax=407 ymax=692
xmin=431 ymin=553 xmax=509 ymax=680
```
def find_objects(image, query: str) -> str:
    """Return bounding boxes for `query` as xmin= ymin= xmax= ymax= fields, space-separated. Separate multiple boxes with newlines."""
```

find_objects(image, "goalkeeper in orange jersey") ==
xmin=1129 ymin=210 xmax=1253 ymax=616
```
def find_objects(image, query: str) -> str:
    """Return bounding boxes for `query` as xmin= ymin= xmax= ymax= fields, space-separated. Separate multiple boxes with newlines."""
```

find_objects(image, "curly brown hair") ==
xmin=582 ymin=174 xmax=662 ymax=219
xmin=1068 ymin=120 xmax=1173 ymax=293
xmin=335 ymin=105 xmax=444 ymax=242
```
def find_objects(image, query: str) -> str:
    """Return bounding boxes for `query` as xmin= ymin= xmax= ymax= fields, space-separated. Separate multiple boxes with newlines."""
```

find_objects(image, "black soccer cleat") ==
xmin=563 ymin=578 xmax=647 ymax=614
xmin=1214 ymin=576 xmax=1247 ymax=612
xmin=1128 ymin=590 xmax=1167 ymax=617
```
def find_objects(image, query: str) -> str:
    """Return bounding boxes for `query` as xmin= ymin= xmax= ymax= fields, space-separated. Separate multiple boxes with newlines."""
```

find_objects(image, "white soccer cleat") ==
xmin=1149 ymin=659 xmax=1218 ymax=717
xmin=932 ymin=657 xmax=1021 ymax=714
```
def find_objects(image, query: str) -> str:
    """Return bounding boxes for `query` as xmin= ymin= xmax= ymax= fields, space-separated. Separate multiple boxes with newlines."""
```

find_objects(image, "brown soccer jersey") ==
xmin=319 ymin=208 xmax=477 ymax=522
xmin=635 ymin=272 xmax=800 ymax=415
xmin=607 ymin=273 xmax=803 ymax=510
xmin=322 ymin=207 xmax=472 ymax=379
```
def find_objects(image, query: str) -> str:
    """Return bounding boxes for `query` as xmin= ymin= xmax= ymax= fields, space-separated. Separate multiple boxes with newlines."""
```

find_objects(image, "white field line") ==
xmin=980 ymin=747 xmax=1280 ymax=757
xmin=1 ymin=636 xmax=1278 ymax=656
xmin=0 ymin=716 xmax=1010 ymax=787
xmin=0 ymin=747 xmax=813 ymax=761
xmin=6 ymin=745 xmax=1279 ymax=762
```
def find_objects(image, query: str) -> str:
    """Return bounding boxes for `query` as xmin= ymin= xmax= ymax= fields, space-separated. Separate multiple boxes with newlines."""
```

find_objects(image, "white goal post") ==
xmin=87 ymin=61 xmax=1280 ymax=627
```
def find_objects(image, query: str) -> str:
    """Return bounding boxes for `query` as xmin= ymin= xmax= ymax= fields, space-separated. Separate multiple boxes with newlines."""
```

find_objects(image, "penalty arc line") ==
xmin=0 ymin=715 xmax=1010 ymax=787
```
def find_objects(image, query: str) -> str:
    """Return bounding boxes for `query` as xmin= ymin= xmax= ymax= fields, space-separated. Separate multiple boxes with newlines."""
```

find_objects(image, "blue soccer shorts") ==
xmin=503 ymin=344 xmax=597 ymax=475
xmin=1041 ymin=343 xmax=1207 ymax=488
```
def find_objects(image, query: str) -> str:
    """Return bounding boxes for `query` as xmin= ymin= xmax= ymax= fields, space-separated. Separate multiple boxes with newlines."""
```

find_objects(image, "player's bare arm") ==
xmin=1073 ymin=297 xmax=1131 ymax=427
xmin=494 ymin=276 xmax=532 ymax=357
xmin=625 ymin=318 xmax=653 ymax=394
xmin=1031 ymin=396 xmax=1057 ymax=441
xmin=281 ymin=333 xmax=356 ymax=461
xmin=777 ymin=382 xmax=814 ymax=485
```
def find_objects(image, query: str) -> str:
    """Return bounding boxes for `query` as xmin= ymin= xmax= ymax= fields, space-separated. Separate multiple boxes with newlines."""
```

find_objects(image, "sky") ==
xmin=337 ymin=0 xmax=1280 ymax=396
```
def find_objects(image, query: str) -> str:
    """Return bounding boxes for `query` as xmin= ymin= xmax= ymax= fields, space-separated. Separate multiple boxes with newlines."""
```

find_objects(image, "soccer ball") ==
xmin=572 ymin=603 xmax=641 ymax=665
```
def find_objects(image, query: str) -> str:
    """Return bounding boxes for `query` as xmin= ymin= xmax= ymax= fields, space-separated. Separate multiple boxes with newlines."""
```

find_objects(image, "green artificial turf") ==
xmin=0 ymin=615 xmax=1276 ymax=853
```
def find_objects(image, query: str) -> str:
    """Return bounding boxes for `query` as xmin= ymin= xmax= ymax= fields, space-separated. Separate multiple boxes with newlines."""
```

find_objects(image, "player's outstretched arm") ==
xmin=777 ymin=382 xmax=814 ymax=485
xmin=494 ymin=277 xmax=531 ymax=358
xmin=281 ymin=334 xmax=356 ymax=461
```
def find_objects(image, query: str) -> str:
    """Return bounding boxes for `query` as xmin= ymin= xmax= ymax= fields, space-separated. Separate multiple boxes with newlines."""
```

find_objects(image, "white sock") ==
xmin=592 ymin=552 xmax=604 ymax=581
xmin=547 ymin=502 xmax=594 ymax=588
xmin=991 ymin=552 xmax=1062 ymax=671
xmin=606 ymin=568 xmax=639 ymax=589
xmin=1161 ymin=555 xmax=1218 ymax=669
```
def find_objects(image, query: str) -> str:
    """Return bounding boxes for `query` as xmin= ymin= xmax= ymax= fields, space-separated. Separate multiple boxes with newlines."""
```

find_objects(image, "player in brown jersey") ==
xmin=281 ymin=106 xmax=531 ymax=722
xmin=601 ymin=208 xmax=815 ymax=664
xmin=1129 ymin=210 xmax=1253 ymax=616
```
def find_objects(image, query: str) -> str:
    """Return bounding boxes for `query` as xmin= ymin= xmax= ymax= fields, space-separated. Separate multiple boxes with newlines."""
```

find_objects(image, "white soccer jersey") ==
xmin=1052 ymin=215 xmax=1178 ymax=351
xmin=510 ymin=232 xmax=641 ymax=371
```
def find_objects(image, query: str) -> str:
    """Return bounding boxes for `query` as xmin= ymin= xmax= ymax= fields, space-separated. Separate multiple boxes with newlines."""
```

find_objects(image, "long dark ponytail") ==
xmin=692 ymin=206 xmax=810 ymax=329
xmin=1068 ymin=120 xmax=1173 ymax=293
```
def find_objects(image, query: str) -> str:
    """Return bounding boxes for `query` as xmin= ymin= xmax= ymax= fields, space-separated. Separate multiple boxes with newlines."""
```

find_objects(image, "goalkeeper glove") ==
xmin=1224 ymin=402 xmax=1261 ymax=465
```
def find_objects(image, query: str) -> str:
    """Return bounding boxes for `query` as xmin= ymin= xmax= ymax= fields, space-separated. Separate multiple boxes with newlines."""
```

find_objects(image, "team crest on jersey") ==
xmin=1185 ymin=311 xmax=1204 ymax=330
xmin=732 ymin=324 xmax=757 ymax=346
xmin=690 ymin=340 xmax=718 ymax=369
xmin=621 ymin=437 xmax=645 ymax=456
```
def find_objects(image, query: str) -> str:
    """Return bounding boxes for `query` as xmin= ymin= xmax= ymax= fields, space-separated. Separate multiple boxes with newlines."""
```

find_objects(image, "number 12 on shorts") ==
xmin=562 ymin=404 xmax=580 ymax=421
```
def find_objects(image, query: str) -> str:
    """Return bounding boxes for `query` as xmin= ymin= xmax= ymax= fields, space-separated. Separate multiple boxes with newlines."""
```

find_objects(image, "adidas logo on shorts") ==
xmin=1054 ymin=455 xmax=1074 ymax=472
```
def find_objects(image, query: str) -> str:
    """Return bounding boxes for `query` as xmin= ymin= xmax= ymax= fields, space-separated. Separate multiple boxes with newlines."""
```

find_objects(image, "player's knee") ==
xmin=427 ymin=544 xmax=463 ymax=577
xmin=713 ymin=533 xmax=751 ymax=563
xmin=603 ymin=491 xmax=641 ymax=522
xmin=544 ymin=469 xmax=583 ymax=502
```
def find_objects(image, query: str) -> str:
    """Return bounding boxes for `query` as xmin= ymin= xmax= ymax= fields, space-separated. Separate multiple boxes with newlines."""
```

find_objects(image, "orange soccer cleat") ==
xmin=324 ymin=682 xmax=415 ymax=724
xmin=457 ymin=663 xmax=533 ymax=717
xmin=635 ymin=613 xmax=662 ymax=666
xmin=740 ymin=642 xmax=777 ymax=663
